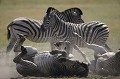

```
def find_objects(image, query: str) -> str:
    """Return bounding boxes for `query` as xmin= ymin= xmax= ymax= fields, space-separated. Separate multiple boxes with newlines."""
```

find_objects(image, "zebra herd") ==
xmin=6 ymin=7 xmax=120 ymax=77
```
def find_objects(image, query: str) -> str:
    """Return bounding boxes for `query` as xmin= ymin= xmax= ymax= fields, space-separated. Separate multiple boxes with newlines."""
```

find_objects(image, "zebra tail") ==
xmin=7 ymin=22 xmax=13 ymax=40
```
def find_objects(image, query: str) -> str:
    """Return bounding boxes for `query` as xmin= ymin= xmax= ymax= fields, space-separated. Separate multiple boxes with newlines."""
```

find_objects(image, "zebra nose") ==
xmin=41 ymin=25 xmax=46 ymax=32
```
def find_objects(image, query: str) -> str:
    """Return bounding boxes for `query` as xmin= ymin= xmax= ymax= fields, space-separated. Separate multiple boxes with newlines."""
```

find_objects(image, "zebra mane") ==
xmin=46 ymin=7 xmax=59 ymax=14
xmin=63 ymin=7 xmax=83 ymax=15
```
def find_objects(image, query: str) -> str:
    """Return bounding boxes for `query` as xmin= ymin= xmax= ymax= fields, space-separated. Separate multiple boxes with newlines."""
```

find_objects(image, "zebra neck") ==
xmin=53 ymin=16 xmax=66 ymax=35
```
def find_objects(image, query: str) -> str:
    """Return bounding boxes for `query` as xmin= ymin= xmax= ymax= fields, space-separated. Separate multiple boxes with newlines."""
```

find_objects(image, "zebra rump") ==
xmin=13 ymin=46 xmax=89 ymax=77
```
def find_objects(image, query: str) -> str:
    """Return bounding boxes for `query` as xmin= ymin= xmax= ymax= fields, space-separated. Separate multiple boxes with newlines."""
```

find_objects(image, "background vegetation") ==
xmin=0 ymin=0 xmax=120 ymax=79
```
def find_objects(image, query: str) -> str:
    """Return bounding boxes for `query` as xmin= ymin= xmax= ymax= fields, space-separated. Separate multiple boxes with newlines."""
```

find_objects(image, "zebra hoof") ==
xmin=68 ymin=53 xmax=74 ymax=59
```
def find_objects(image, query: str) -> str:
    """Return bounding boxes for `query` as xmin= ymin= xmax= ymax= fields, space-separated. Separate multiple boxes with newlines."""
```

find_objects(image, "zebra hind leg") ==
xmin=6 ymin=37 xmax=17 ymax=64
xmin=6 ymin=37 xmax=17 ymax=53
xmin=14 ymin=34 xmax=26 ymax=55
xmin=74 ymin=45 xmax=91 ymax=64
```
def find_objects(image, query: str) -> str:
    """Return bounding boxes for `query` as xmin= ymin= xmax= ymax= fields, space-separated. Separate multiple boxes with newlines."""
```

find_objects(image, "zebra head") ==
xmin=41 ymin=7 xmax=84 ymax=32
xmin=41 ymin=7 xmax=60 ymax=31
xmin=55 ymin=57 xmax=89 ymax=77
xmin=41 ymin=9 xmax=57 ymax=31
xmin=21 ymin=46 xmax=38 ymax=60
xmin=62 ymin=7 xmax=84 ymax=24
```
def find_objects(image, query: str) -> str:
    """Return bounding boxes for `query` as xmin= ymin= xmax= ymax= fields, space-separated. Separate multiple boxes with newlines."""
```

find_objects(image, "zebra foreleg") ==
xmin=74 ymin=45 xmax=91 ymax=64
xmin=54 ymin=41 xmax=74 ymax=58
xmin=13 ymin=46 xmax=38 ymax=76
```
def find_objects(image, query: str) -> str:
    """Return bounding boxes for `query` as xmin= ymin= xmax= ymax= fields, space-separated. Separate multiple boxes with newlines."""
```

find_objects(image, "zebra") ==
xmin=66 ymin=33 xmax=120 ymax=76
xmin=41 ymin=10 xmax=110 ymax=62
xmin=73 ymin=32 xmax=108 ymax=60
xmin=54 ymin=34 xmax=120 ymax=76
xmin=95 ymin=49 xmax=120 ymax=76
xmin=6 ymin=7 xmax=84 ymax=58
xmin=13 ymin=43 xmax=89 ymax=77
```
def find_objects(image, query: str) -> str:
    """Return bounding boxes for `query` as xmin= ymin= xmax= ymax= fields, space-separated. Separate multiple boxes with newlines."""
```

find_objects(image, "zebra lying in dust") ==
xmin=13 ymin=46 xmax=89 ymax=77
xmin=13 ymin=34 xmax=89 ymax=77
xmin=55 ymin=33 xmax=120 ymax=76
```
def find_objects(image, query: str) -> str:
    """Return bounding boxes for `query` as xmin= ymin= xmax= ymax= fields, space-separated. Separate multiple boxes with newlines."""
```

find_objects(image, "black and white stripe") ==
xmin=41 ymin=10 xmax=109 ymax=56
xmin=95 ymin=49 xmax=120 ymax=76
xmin=13 ymin=46 xmax=89 ymax=77
xmin=54 ymin=38 xmax=120 ymax=76
xmin=6 ymin=7 xmax=84 ymax=55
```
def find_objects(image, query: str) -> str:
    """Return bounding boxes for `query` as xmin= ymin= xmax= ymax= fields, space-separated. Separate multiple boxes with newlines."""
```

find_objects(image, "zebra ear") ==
xmin=73 ymin=8 xmax=83 ymax=15
xmin=21 ymin=46 xmax=27 ymax=54
xmin=46 ymin=7 xmax=56 ymax=14
xmin=21 ymin=46 xmax=25 ymax=51
xmin=72 ymin=8 xmax=83 ymax=16
xmin=58 ymin=57 xmax=67 ymax=63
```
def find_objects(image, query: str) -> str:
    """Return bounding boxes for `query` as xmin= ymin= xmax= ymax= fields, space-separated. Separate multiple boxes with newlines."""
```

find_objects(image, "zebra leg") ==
xmin=13 ymin=34 xmax=25 ymax=57
xmin=14 ymin=34 xmax=25 ymax=53
xmin=6 ymin=37 xmax=17 ymax=53
xmin=74 ymin=45 xmax=91 ymax=64
xmin=6 ymin=37 xmax=17 ymax=64
xmin=54 ymin=41 xmax=74 ymax=58
xmin=13 ymin=46 xmax=37 ymax=69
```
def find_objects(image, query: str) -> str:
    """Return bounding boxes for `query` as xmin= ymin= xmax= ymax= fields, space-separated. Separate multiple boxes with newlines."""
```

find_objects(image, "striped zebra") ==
xmin=79 ymin=40 xmax=120 ymax=76
xmin=95 ymin=49 xmax=120 ymax=76
xmin=6 ymin=7 xmax=84 ymax=57
xmin=54 ymin=35 xmax=120 ymax=76
xmin=41 ymin=10 xmax=110 ymax=60
xmin=13 ymin=45 xmax=89 ymax=77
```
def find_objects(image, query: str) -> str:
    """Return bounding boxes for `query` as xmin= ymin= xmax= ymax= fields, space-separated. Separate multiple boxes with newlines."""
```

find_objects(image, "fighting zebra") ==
xmin=73 ymin=34 xmax=120 ymax=76
xmin=41 ymin=10 xmax=110 ymax=62
xmin=6 ymin=7 xmax=84 ymax=58
xmin=54 ymin=34 xmax=120 ymax=76
xmin=13 ymin=35 xmax=89 ymax=77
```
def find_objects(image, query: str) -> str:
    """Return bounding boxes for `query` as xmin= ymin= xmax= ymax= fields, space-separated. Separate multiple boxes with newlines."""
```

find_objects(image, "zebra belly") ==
xmin=34 ymin=53 xmax=55 ymax=75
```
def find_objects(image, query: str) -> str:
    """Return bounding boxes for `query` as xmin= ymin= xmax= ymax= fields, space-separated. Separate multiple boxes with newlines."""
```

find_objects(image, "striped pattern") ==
xmin=41 ymin=11 xmax=109 ymax=54
xmin=95 ymin=50 xmax=120 ymax=76
xmin=13 ymin=46 xmax=89 ymax=77
xmin=6 ymin=7 xmax=84 ymax=54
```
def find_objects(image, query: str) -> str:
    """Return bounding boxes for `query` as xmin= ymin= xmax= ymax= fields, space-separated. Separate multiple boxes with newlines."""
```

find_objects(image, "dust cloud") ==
xmin=0 ymin=53 xmax=19 ymax=79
